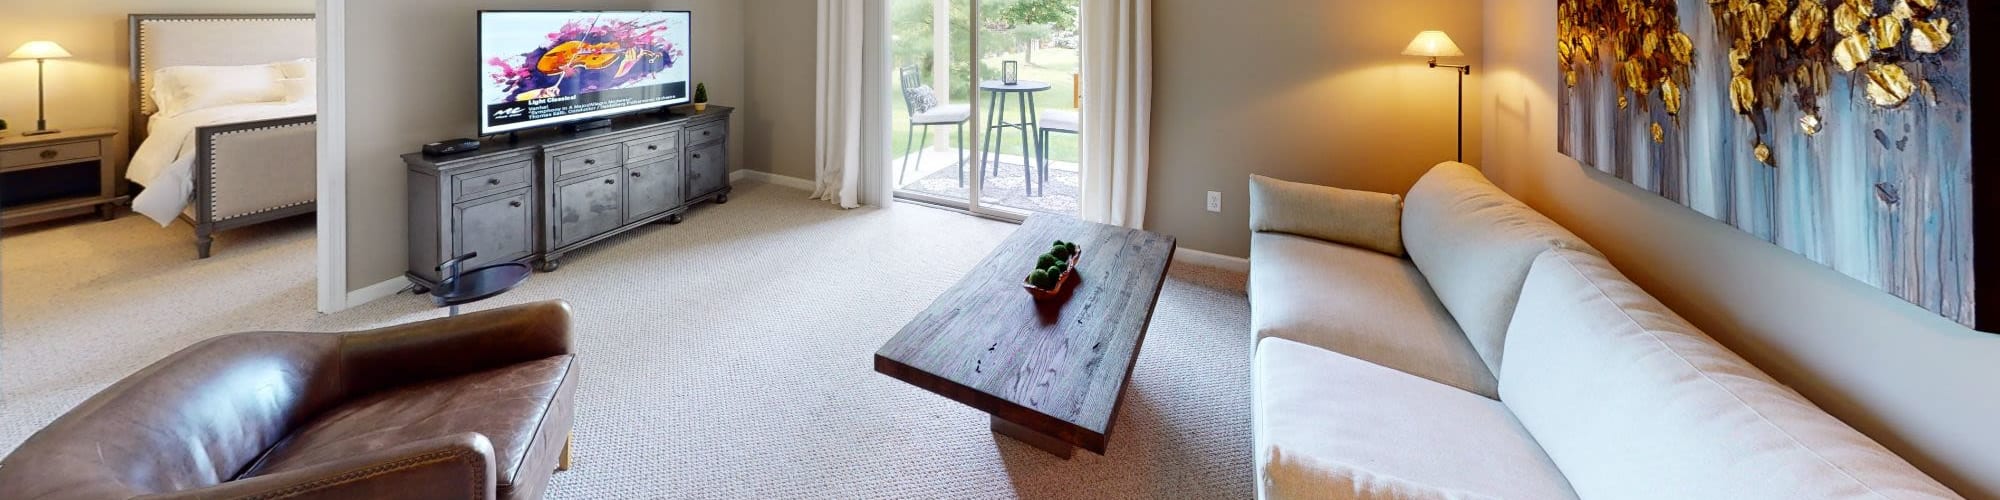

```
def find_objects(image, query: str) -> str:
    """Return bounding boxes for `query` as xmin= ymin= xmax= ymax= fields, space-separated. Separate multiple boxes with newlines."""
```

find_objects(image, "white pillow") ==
xmin=273 ymin=58 xmax=315 ymax=80
xmin=152 ymin=64 xmax=287 ymax=117
xmin=279 ymin=78 xmax=315 ymax=104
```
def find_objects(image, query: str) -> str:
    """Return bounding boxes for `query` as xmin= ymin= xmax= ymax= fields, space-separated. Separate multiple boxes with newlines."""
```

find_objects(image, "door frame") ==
xmin=315 ymin=0 xmax=349 ymax=313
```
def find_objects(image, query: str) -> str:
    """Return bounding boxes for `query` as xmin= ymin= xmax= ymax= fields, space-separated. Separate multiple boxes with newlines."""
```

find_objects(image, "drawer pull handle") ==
xmin=487 ymin=178 xmax=502 ymax=185
xmin=604 ymin=178 xmax=616 ymax=185
xmin=703 ymin=131 xmax=712 ymax=136
xmin=584 ymin=159 xmax=597 ymax=165
xmin=40 ymin=149 xmax=58 ymax=160
xmin=631 ymin=171 xmax=643 ymax=178
xmin=692 ymin=154 xmax=701 ymax=159
xmin=646 ymin=145 xmax=659 ymax=151
xmin=509 ymin=200 xmax=523 ymax=208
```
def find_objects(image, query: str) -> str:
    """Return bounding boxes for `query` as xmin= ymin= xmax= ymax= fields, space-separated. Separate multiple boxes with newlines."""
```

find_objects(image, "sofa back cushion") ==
xmin=1400 ymin=162 xmax=1594 ymax=376
xmin=1500 ymin=249 xmax=1960 ymax=499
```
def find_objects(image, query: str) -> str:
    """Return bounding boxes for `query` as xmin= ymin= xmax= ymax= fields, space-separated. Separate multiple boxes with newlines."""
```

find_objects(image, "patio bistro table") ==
xmin=979 ymin=80 xmax=1053 ymax=197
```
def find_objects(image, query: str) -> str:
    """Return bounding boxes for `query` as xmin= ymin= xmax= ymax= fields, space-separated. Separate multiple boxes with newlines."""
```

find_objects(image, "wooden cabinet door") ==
xmin=624 ymin=156 xmax=683 ymax=223
xmin=451 ymin=187 xmax=534 ymax=268
xmin=685 ymin=141 xmax=727 ymax=200
xmin=553 ymin=169 xmax=625 ymax=248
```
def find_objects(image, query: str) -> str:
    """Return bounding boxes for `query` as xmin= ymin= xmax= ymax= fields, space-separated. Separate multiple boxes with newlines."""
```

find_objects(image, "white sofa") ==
xmin=1248 ymin=163 xmax=1959 ymax=499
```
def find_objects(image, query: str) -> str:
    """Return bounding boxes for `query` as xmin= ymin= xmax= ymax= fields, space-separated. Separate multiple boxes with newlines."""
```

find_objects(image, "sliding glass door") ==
xmin=885 ymin=0 xmax=1082 ymax=220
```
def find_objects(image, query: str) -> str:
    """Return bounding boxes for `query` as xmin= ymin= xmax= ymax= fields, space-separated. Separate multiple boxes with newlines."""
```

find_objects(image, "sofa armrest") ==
xmin=153 ymin=433 xmax=496 ymax=500
xmin=338 ymin=300 xmax=573 ymax=396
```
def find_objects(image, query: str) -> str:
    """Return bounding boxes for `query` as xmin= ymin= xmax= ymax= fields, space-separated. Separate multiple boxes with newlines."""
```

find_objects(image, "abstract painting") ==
xmin=1556 ymin=0 xmax=1981 ymax=328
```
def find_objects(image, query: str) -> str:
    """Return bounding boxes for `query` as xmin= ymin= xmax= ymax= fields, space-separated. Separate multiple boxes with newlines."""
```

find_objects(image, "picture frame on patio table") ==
xmin=1556 ymin=0 xmax=1991 ymax=331
xmin=1002 ymin=60 xmax=1019 ymax=85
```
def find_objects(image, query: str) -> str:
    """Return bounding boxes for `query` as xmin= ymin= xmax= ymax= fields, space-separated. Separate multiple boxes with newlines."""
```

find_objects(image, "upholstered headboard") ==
xmin=128 ymin=14 xmax=314 ymax=148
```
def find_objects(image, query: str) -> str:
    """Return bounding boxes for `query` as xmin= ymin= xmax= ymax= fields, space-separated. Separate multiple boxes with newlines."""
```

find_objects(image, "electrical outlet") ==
xmin=1206 ymin=191 xmax=1222 ymax=213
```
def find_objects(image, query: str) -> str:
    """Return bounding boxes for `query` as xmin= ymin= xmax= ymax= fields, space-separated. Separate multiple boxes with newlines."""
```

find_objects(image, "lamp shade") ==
xmin=1402 ymin=31 xmax=1463 ymax=58
xmin=9 ymin=41 xmax=72 ymax=60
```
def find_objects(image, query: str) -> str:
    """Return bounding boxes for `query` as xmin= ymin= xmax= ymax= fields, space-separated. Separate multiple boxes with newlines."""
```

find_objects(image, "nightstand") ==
xmin=0 ymin=128 xmax=126 ymax=228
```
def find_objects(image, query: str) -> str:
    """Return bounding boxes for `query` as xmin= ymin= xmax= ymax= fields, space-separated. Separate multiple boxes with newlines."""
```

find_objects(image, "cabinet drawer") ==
xmin=450 ymin=161 xmax=532 ymax=202
xmin=686 ymin=121 xmax=727 ymax=146
xmin=552 ymin=144 xmax=623 ymax=179
xmin=625 ymin=132 xmax=681 ymax=162
xmin=1 ymin=140 xmax=101 ymax=170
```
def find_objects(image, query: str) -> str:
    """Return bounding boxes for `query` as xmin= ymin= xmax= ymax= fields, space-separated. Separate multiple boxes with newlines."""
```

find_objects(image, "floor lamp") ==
xmin=1403 ymin=31 xmax=1469 ymax=162
xmin=9 ymin=41 xmax=73 ymax=137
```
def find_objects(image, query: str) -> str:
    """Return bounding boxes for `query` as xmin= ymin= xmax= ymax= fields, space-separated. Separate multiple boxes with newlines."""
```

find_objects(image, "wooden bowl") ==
xmin=1023 ymin=252 xmax=1081 ymax=300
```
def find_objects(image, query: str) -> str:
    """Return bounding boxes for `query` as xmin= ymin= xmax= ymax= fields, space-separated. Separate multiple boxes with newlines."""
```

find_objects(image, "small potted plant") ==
xmin=692 ymin=83 xmax=709 ymax=112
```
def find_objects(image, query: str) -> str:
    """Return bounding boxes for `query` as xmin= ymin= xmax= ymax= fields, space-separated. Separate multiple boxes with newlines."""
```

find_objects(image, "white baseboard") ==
xmin=345 ymin=276 xmax=411 ymax=308
xmin=730 ymin=169 xmax=816 ymax=191
xmin=1173 ymin=247 xmax=1250 ymax=273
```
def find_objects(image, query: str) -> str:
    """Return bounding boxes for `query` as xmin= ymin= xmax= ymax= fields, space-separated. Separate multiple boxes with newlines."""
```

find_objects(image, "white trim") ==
xmin=345 ymin=276 xmax=410 ymax=307
xmin=730 ymin=169 xmax=818 ymax=191
xmin=1173 ymin=247 xmax=1250 ymax=274
xmin=315 ymin=0 xmax=349 ymax=313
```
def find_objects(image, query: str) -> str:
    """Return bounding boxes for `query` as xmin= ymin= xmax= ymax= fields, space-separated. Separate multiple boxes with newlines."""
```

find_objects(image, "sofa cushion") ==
xmin=1254 ymin=338 xmax=1577 ymax=500
xmin=1251 ymin=232 xmax=1498 ymax=397
xmin=1500 ymin=249 xmax=1960 ymax=499
xmin=1249 ymin=174 xmax=1405 ymax=256
xmin=1400 ymin=162 xmax=1594 ymax=378
xmin=243 ymin=355 xmax=577 ymax=500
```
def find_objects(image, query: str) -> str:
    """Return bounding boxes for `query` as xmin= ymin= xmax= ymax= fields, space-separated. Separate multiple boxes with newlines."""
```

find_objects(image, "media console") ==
xmin=404 ymin=106 xmax=733 ymax=289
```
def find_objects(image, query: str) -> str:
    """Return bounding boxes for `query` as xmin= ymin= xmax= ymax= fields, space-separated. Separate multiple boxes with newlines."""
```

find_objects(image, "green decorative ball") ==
xmin=1029 ymin=269 xmax=1055 ymax=289
xmin=1037 ymin=253 xmax=1059 ymax=269
xmin=1065 ymin=242 xmax=1079 ymax=255
xmin=1050 ymin=244 xmax=1072 ymax=260
xmin=1049 ymin=261 xmax=1068 ymax=275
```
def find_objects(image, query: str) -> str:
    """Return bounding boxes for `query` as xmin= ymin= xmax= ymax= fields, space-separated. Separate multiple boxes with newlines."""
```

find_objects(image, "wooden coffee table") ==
xmin=875 ymin=214 xmax=1176 ymax=458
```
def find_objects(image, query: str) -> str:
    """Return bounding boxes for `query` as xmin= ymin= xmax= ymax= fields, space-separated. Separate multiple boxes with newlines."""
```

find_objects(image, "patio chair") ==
xmin=899 ymin=66 xmax=971 ymax=186
xmin=1036 ymin=109 xmax=1079 ymax=194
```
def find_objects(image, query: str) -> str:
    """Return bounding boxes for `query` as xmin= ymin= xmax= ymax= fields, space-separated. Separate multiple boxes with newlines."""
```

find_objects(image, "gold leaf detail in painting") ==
xmin=1911 ymin=18 xmax=1951 ymax=53
xmin=1864 ymin=64 xmax=1916 ymax=107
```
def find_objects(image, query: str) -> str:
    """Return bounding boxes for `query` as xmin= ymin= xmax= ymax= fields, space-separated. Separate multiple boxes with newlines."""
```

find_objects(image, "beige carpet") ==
xmin=0 ymin=180 xmax=1253 ymax=498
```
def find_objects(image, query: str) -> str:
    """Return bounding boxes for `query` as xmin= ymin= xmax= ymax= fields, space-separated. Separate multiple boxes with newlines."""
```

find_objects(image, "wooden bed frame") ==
xmin=129 ymin=14 xmax=318 ymax=258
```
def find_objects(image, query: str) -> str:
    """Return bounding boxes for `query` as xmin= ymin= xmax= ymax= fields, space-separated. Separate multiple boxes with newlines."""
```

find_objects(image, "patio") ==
xmin=894 ymin=147 xmax=1080 ymax=216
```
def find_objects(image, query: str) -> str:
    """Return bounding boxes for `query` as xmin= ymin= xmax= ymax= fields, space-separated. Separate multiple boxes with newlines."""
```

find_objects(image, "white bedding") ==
xmin=128 ymin=101 xmax=315 ymax=226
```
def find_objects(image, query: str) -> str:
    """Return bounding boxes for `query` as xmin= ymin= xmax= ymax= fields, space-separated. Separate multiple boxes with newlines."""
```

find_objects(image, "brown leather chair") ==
xmin=0 ymin=300 xmax=579 ymax=500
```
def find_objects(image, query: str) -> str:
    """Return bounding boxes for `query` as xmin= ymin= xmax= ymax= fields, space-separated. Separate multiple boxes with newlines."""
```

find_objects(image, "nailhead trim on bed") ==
xmin=208 ymin=121 xmax=317 ymax=222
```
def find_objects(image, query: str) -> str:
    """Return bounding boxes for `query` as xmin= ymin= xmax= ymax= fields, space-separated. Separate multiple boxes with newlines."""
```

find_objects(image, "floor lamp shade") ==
xmin=10 ymin=41 xmax=70 ymax=136
xmin=1401 ymin=31 xmax=1463 ymax=58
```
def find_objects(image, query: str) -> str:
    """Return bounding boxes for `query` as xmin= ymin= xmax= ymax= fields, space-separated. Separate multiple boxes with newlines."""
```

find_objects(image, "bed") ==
xmin=128 ymin=14 xmax=317 ymax=258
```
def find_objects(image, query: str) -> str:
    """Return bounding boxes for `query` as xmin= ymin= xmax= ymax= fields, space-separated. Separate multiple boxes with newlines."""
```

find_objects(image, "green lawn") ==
xmin=891 ymin=47 xmax=1082 ymax=174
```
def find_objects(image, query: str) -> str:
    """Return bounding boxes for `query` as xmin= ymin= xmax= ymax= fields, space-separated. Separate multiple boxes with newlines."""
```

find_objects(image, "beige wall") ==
xmin=1148 ymin=0 xmax=1484 ymax=257
xmin=0 ymin=1 xmax=313 ymax=154
xmin=742 ymin=0 xmax=817 ymax=181
xmin=1480 ymin=0 xmax=2000 ymax=496
xmin=342 ymin=0 xmax=747 ymax=290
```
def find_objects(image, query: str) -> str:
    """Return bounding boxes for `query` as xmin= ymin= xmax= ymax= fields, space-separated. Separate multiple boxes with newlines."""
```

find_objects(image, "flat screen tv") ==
xmin=479 ymin=10 xmax=691 ymax=135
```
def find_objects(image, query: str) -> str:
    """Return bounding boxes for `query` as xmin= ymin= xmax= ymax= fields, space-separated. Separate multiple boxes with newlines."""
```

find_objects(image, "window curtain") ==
xmin=814 ymin=0 xmax=867 ymax=208
xmin=1078 ymin=0 xmax=1152 ymax=228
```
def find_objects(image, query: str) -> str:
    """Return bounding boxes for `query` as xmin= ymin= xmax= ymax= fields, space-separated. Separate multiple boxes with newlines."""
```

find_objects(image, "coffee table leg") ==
xmin=990 ymin=416 xmax=1073 ymax=459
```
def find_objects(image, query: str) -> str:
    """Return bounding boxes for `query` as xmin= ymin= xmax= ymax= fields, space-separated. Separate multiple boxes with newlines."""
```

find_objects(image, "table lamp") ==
xmin=9 ymin=41 xmax=72 ymax=136
xmin=1403 ymin=31 xmax=1469 ymax=162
